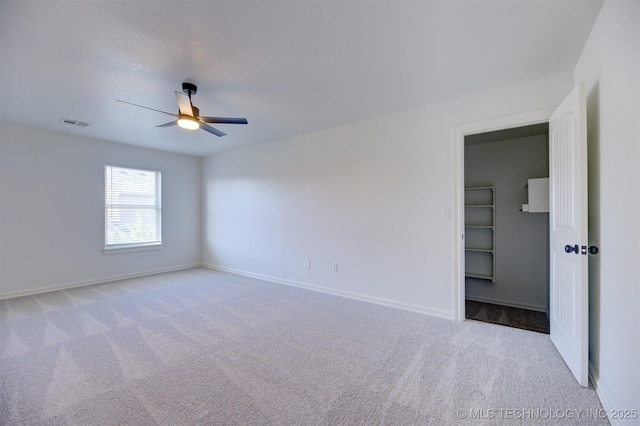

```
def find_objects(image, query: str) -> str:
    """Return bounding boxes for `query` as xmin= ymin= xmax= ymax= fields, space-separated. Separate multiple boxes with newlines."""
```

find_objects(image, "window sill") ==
xmin=103 ymin=243 xmax=163 ymax=255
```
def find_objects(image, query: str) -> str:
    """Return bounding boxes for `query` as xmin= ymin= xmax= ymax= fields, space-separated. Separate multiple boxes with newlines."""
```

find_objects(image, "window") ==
xmin=104 ymin=165 xmax=161 ymax=252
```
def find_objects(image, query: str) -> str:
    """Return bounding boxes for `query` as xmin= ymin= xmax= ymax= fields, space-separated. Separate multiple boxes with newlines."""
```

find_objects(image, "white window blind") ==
xmin=105 ymin=165 xmax=161 ymax=249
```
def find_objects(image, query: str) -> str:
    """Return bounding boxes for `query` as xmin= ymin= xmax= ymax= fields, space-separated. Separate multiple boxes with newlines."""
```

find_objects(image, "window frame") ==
xmin=103 ymin=164 xmax=162 ymax=254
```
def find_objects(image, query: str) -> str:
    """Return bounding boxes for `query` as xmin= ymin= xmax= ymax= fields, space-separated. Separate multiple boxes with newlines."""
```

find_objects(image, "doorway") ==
xmin=455 ymin=109 xmax=553 ymax=321
xmin=455 ymin=86 xmax=590 ymax=386
xmin=463 ymin=123 xmax=550 ymax=333
xmin=464 ymin=123 xmax=549 ymax=334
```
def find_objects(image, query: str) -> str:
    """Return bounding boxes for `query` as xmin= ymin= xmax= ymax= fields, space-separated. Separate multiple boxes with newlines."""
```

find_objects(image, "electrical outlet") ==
xmin=332 ymin=263 xmax=338 ymax=272
xmin=305 ymin=260 xmax=311 ymax=269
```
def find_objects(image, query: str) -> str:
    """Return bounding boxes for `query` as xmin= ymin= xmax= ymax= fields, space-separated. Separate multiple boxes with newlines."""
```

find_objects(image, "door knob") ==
xmin=565 ymin=244 xmax=579 ymax=254
xmin=589 ymin=245 xmax=599 ymax=255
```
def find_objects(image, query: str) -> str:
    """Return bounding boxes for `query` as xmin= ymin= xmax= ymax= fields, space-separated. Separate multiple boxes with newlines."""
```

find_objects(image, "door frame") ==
xmin=454 ymin=108 xmax=556 ymax=322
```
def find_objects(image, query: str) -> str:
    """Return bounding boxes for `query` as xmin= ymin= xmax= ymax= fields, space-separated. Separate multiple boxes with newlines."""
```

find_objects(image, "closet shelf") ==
xmin=464 ymin=186 xmax=495 ymax=282
xmin=522 ymin=177 xmax=549 ymax=213
xmin=465 ymin=248 xmax=494 ymax=253
xmin=465 ymin=272 xmax=494 ymax=280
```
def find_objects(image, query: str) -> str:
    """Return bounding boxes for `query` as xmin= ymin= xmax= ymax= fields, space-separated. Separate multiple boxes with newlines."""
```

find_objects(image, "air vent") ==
xmin=59 ymin=118 xmax=90 ymax=128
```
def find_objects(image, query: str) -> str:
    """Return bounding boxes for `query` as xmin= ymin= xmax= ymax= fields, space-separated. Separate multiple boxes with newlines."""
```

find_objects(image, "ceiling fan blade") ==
xmin=175 ymin=91 xmax=194 ymax=116
xmin=200 ymin=123 xmax=226 ymax=137
xmin=156 ymin=120 xmax=177 ymax=128
xmin=200 ymin=117 xmax=248 ymax=125
xmin=116 ymin=99 xmax=177 ymax=117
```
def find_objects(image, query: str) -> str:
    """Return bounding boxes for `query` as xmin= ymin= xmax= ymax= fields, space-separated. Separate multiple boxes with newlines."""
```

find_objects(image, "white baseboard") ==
xmin=202 ymin=263 xmax=455 ymax=321
xmin=0 ymin=263 xmax=201 ymax=300
xmin=2 ymin=261 xmax=455 ymax=321
xmin=465 ymin=294 xmax=547 ymax=313
xmin=589 ymin=362 xmax=620 ymax=426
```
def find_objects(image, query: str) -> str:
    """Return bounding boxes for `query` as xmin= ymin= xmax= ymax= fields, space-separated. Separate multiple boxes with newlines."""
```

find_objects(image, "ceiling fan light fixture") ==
xmin=117 ymin=83 xmax=246 ymax=137
xmin=177 ymin=116 xmax=200 ymax=130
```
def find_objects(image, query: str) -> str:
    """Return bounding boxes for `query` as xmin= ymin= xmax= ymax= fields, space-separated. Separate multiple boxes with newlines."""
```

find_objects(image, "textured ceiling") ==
xmin=0 ymin=1 xmax=602 ymax=157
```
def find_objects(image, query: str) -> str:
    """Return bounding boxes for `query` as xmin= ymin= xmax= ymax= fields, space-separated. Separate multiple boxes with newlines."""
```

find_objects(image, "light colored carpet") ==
xmin=1 ymin=268 xmax=607 ymax=425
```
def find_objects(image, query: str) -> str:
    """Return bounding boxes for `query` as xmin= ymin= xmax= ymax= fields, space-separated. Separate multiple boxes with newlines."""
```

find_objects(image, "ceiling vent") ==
xmin=59 ymin=118 xmax=90 ymax=128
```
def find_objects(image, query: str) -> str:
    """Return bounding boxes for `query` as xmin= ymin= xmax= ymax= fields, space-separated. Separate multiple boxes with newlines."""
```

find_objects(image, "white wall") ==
xmin=574 ymin=0 xmax=640 ymax=419
xmin=0 ymin=123 xmax=201 ymax=297
xmin=465 ymin=135 xmax=549 ymax=311
xmin=202 ymin=71 xmax=573 ymax=318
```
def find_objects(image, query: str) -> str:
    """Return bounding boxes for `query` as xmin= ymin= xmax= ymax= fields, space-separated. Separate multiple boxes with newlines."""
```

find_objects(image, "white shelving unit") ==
xmin=522 ymin=177 xmax=549 ymax=213
xmin=465 ymin=187 xmax=496 ymax=282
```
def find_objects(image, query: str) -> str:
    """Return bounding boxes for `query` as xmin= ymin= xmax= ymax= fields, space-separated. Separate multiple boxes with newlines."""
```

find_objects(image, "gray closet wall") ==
xmin=465 ymin=133 xmax=549 ymax=312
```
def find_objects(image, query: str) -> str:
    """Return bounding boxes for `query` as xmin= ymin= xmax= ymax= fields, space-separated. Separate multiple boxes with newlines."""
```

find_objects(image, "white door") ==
xmin=549 ymin=82 xmax=589 ymax=387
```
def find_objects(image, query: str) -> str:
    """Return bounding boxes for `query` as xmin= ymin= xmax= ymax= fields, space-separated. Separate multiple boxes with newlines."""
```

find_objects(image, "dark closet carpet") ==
xmin=465 ymin=300 xmax=550 ymax=334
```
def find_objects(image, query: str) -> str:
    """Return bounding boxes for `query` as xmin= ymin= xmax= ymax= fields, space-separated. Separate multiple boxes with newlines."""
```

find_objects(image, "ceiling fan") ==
xmin=116 ymin=82 xmax=247 ymax=137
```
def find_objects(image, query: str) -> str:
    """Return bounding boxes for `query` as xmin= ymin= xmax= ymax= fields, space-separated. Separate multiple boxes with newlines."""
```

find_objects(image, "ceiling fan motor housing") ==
xmin=182 ymin=82 xmax=197 ymax=97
